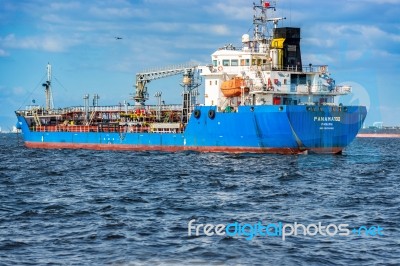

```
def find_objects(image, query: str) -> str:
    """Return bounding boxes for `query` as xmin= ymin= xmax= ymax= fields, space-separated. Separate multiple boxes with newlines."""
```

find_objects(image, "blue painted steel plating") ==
xmin=16 ymin=105 xmax=367 ymax=154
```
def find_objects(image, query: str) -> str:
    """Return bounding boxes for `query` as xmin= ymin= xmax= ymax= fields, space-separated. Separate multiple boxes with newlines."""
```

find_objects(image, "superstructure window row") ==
xmin=216 ymin=58 xmax=270 ymax=67
xmin=219 ymin=59 xmax=251 ymax=66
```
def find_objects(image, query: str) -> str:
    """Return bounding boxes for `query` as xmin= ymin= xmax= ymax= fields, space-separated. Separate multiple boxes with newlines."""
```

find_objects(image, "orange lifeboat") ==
xmin=221 ymin=77 xmax=249 ymax=97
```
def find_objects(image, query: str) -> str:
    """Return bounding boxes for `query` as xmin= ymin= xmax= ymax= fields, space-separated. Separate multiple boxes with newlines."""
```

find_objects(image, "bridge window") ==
xmin=213 ymin=60 xmax=217 ymax=67
xmin=291 ymin=74 xmax=307 ymax=85
xmin=252 ymin=59 xmax=262 ymax=66
xmin=242 ymin=59 xmax=250 ymax=66
xmin=299 ymin=74 xmax=307 ymax=84
xmin=231 ymin=59 xmax=238 ymax=66
xmin=222 ymin=59 xmax=230 ymax=66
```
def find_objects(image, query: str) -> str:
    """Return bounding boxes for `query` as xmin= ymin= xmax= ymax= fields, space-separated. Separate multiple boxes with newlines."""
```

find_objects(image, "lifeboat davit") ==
xmin=221 ymin=77 xmax=249 ymax=97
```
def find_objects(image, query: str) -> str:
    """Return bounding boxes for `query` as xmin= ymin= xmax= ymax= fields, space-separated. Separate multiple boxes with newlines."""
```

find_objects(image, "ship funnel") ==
xmin=272 ymin=27 xmax=302 ymax=71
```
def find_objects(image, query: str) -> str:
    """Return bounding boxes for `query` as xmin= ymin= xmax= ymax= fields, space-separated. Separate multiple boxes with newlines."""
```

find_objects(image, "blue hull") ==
xmin=16 ymin=105 xmax=367 ymax=154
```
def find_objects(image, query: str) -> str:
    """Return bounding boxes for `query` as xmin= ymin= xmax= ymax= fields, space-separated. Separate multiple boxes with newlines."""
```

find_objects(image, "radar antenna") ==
xmin=267 ymin=17 xmax=286 ymax=28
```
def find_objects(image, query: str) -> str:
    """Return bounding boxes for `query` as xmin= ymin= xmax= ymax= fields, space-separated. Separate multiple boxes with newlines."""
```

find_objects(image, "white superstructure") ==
xmin=199 ymin=1 xmax=351 ymax=112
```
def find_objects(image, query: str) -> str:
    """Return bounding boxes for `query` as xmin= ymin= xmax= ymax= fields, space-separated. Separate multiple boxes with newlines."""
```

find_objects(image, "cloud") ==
xmin=205 ymin=0 xmax=252 ymax=20
xmin=87 ymin=1 xmax=149 ymax=19
xmin=149 ymin=22 xmax=182 ymax=33
xmin=1 ymin=34 xmax=80 ymax=52
xmin=12 ymin=86 xmax=27 ymax=96
xmin=144 ymin=0 xmax=193 ymax=4
xmin=0 ymin=49 xmax=8 ymax=57
xmin=348 ymin=0 xmax=400 ymax=4
xmin=304 ymin=22 xmax=400 ymax=63
xmin=89 ymin=6 xmax=137 ymax=19
xmin=49 ymin=1 xmax=80 ymax=11
xmin=209 ymin=25 xmax=231 ymax=35
xmin=41 ymin=14 xmax=69 ymax=24
xmin=304 ymin=38 xmax=335 ymax=49
xmin=0 ymin=0 xmax=399 ymax=127
xmin=302 ymin=54 xmax=336 ymax=66
xmin=345 ymin=50 xmax=365 ymax=61
xmin=139 ymin=21 xmax=231 ymax=37
xmin=188 ymin=24 xmax=230 ymax=36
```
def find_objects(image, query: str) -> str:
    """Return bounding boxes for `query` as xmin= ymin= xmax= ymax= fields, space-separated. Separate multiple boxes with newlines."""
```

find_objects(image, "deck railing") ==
xmin=30 ymin=125 xmax=154 ymax=133
xmin=17 ymin=104 xmax=184 ymax=117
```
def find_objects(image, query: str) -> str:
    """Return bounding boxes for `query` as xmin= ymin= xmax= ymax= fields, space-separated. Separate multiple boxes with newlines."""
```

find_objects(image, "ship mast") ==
xmin=253 ymin=1 xmax=286 ymax=45
xmin=253 ymin=0 xmax=269 ymax=41
xmin=253 ymin=1 xmax=278 ymax=40
xmin=42 ymin=63 xmax=54 ymax=110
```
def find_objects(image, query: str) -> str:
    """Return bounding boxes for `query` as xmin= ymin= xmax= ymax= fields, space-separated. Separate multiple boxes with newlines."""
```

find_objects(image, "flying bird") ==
xmin=115 ymin=37 xmax=123 ymax=40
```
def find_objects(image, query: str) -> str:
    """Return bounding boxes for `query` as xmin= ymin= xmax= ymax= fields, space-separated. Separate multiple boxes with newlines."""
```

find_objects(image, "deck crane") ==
xmin=134 ymin=63 xmax=201 ymax=124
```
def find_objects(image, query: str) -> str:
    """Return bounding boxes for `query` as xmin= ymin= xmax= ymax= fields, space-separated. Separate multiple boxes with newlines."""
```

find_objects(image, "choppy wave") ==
xmin=0 ymin=134 xmax=399 ymax=265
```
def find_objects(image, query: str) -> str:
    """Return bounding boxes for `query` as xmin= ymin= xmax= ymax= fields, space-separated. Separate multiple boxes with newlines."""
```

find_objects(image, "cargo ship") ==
xmin=357 ymin=123 xmax=400 ymax=138
xmin=15 ymin=1 xmax=367 ymax=154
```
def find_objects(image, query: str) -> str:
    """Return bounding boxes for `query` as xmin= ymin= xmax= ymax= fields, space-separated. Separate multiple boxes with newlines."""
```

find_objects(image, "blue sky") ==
xmin=1 ymin=0 xmax=400 ymax=130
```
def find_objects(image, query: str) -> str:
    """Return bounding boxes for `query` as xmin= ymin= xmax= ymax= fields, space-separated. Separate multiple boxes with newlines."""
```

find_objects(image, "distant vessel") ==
xmin=358 ymin=122 xmax=400 ymax=138
xmin=15 ymin=1 xmax=367 ymax=154
xmin=0 ymin=126 xmax=20 ymax=134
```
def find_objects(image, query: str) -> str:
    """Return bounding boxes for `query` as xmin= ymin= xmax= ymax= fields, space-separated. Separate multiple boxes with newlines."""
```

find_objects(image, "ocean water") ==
xmin=0 ymin=134 xmax=399 ymax=265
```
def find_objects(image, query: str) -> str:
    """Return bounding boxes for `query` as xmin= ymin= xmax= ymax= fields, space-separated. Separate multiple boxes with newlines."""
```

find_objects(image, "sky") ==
xmin=1 ymin=0 xmax=400 ymax=130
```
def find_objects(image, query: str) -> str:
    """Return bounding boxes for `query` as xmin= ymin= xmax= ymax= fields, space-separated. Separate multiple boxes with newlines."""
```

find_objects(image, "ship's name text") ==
xmin=314 ymin=116 xmax=341 ymax=122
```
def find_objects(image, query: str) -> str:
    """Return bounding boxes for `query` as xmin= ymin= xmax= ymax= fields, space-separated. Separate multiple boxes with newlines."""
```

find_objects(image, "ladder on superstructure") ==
xmin=33 ymin=110 xmax=41 ymax=126
xmin=86 ymin=110 xmax=97 ymax=126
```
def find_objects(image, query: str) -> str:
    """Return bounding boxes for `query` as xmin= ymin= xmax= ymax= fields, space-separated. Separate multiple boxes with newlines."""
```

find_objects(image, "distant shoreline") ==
xmin=357 ymin=133 xmax=400 ymax=138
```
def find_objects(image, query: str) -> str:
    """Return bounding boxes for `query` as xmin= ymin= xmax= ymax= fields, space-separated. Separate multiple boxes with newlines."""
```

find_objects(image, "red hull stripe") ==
xmin=24 ymin=141 xmax=343 ymax=154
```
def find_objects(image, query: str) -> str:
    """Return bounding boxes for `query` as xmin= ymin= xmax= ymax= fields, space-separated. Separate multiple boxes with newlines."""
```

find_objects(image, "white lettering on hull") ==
xmin=313 ymin=116 xmax=341 ymax=122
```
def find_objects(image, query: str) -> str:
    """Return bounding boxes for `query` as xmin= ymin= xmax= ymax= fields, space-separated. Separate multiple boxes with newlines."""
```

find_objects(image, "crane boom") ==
xmin=134 ymin=63 xmax=199 ymax=105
